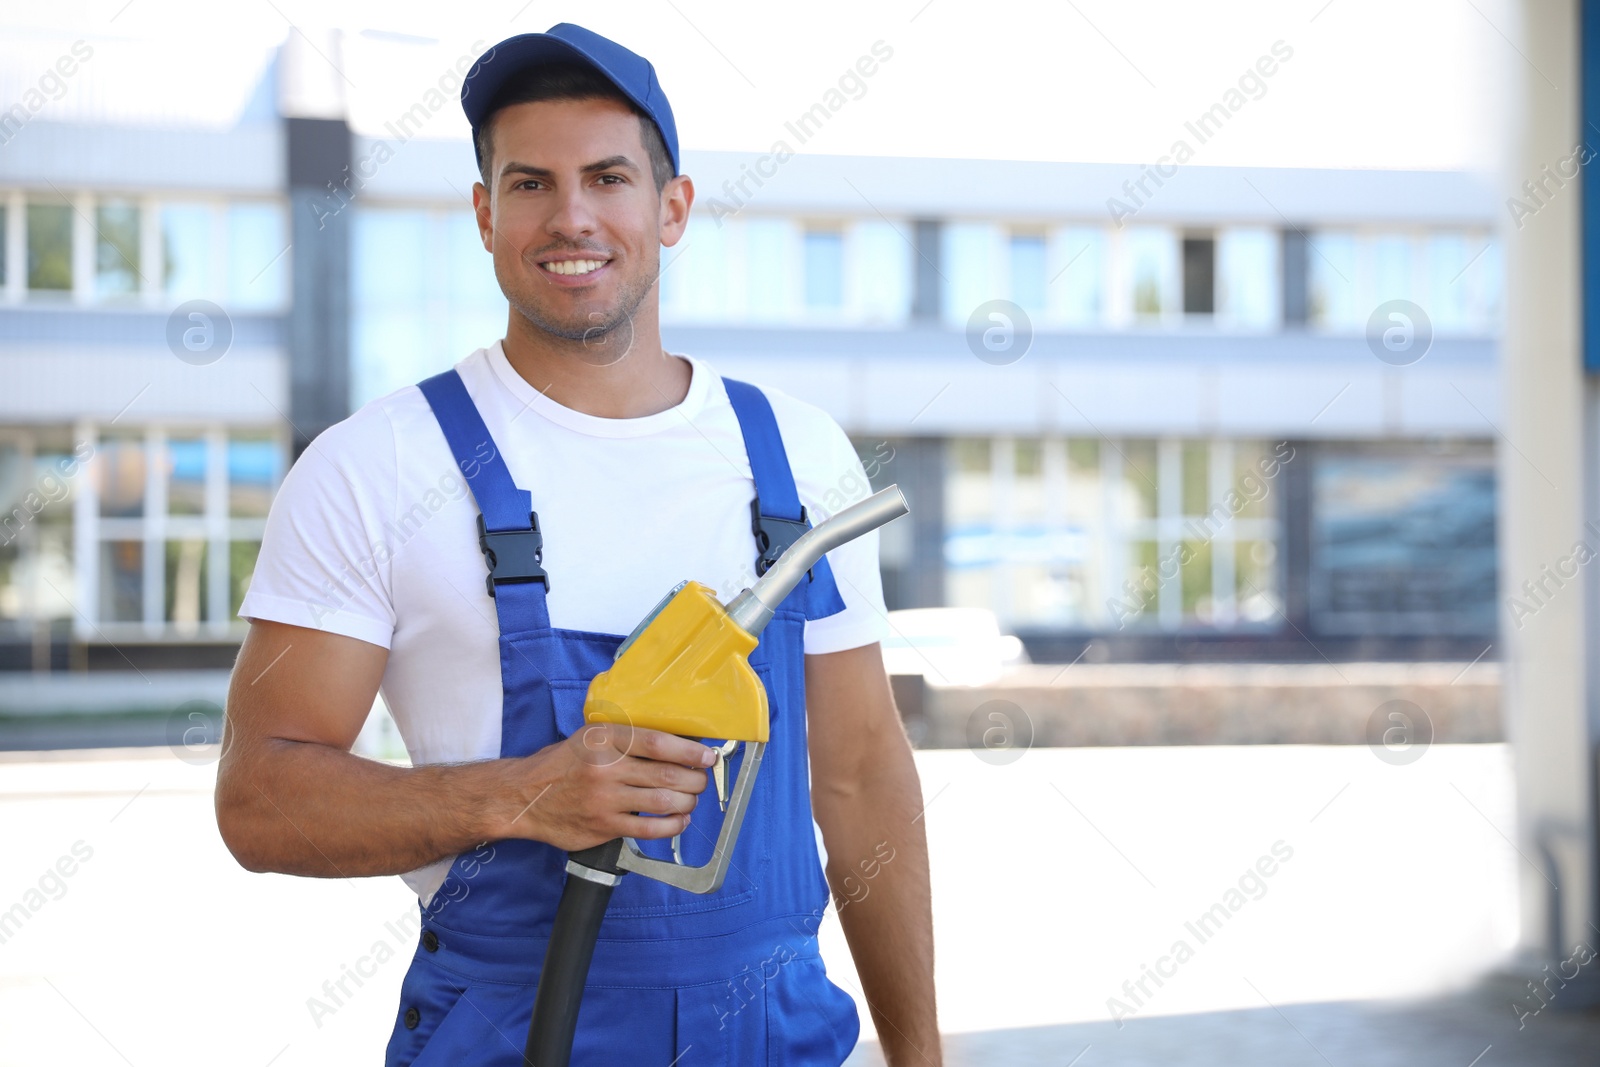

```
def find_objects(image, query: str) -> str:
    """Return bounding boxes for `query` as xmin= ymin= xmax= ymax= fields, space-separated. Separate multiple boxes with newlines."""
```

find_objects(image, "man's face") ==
xmin=474 ymin=96 xmax=689 ymax=351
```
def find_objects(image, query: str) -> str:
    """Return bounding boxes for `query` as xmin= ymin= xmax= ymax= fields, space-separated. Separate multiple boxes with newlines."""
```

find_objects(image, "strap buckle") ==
xmin=477 ymin=512 xmax=549 ymax=597
xmin=750 ymin=497 xmax=811 ymax=578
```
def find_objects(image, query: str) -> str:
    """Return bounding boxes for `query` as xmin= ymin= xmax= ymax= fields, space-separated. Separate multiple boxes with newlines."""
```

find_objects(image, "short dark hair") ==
xmin=475 ymin=61 xmax=674 ymax=193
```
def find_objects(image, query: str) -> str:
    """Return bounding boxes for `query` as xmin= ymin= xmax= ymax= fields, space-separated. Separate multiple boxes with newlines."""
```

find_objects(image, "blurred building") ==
xmin=0 ymin=34 xmax=1502 ymax=685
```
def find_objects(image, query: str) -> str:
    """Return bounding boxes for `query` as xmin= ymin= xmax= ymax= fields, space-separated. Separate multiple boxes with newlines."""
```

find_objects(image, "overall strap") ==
xmin=722 ymin=377 xmax=847 ymax=621
xmin=417 ymin=370 xmax=551 ymax=632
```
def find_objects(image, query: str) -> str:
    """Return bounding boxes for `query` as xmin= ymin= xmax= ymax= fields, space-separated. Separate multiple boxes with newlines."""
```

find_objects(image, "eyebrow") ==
xmin=499 ymin=156 xmax=642 ymax=182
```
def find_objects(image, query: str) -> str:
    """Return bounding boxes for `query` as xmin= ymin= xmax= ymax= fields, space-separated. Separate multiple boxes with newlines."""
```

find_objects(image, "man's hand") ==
xmin=216 ymin=619 xmax=714 ymax=878
xmin=506 ymin=723 xmax=714 ymax=851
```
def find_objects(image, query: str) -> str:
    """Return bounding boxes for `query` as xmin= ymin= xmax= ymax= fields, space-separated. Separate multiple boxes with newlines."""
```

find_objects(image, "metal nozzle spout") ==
xmin=725 ymin=485 xmax=909 ymax=637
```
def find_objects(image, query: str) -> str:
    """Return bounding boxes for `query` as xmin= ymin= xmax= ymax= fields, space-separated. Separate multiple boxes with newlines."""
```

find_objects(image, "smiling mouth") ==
xmin=539 ymin=258 xmax=611 ymax=277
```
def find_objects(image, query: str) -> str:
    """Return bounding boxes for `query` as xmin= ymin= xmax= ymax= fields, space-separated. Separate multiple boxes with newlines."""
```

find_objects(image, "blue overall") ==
xmin=383 ymin=370 xmax=862 ymax=1066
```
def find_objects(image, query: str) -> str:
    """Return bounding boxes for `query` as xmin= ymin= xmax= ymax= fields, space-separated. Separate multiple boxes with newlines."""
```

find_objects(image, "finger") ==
xmin=615 ymin=784 xmax=700 ymax=817
xmin=616 ymin=811 xmax=692 ymax=841
xmin=616 ymin=757 xmax=709 ymax=794
xmin=621 ymin=726 xmax=717 ymax=768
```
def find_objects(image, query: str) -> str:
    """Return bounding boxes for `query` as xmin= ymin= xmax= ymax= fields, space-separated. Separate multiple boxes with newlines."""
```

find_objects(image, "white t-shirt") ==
xmin=239 ymin=342 xmax=889 ymax=901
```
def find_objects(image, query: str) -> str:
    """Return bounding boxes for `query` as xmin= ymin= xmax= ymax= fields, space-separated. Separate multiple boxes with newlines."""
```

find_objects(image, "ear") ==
xmin=659 ymin=174 xmax=694 ymax=248
xmin=472 ymin=181 xmax=493 ymax=252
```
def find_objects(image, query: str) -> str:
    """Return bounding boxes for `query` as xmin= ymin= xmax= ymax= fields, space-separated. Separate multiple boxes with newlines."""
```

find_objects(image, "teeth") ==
xmin=542 ymin=259 xmax=607 ymax=276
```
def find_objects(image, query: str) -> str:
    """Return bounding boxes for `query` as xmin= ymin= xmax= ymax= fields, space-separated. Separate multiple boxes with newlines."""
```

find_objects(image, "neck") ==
xmin=499 ymin=299 xmax=690 ymax=418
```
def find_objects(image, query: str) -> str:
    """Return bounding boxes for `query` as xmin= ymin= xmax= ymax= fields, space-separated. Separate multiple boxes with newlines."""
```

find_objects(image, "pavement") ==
xmin=1 ymin=741 xmax=1595 ymax=1066
xmin=850 ymin=987 xmax=1599 ymax=1065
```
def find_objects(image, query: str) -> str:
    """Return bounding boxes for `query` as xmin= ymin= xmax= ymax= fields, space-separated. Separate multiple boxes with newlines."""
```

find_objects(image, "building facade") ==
xmin=0 ymin=44 xmax=1503 ymax=681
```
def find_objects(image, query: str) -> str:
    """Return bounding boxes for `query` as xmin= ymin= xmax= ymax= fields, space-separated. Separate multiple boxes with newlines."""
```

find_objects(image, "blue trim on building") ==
xmin=1585 ymin=0 xmax=1600 ymax=372
xmin=662 ymin=324 xmax=1498 ymax=366
xmin=0 ymin=307 xmax=285 ymax=347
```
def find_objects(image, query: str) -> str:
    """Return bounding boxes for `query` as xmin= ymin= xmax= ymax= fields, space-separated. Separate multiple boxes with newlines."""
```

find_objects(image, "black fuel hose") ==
xmin=523 ymin=838 xmax=625 ymax=1067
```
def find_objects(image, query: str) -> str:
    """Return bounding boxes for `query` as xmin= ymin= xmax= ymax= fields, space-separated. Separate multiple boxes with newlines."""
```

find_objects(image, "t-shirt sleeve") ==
xmin=238 ymin=408 xmax=400 ymax=650
xmin=785 ymin=408 xmax=893 ymax=656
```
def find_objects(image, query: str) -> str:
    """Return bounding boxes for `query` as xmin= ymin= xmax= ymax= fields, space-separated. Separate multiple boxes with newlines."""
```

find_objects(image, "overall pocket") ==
xmin=385 ymin=953 xmax=474 ymax=1067
xmin=671 ymin=977 xmax=768 ymax=1067
xmin=408 ymin=977 xmax=537 ymax=1067
xmin=761 ymin=955 xmax=861 ymax=1067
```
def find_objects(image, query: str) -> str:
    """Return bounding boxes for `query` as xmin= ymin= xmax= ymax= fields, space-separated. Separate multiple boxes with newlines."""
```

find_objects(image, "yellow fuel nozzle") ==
xmin=584 ymin=580 xmax=769 ymax=742
xmin=580 ymin=486 xmax=909 ymax=894
xmin=584 ymin=486 xmax=910 ymax=744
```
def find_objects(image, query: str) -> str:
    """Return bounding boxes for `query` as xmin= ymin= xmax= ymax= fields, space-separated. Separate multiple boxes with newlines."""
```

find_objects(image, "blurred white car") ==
xmin=879 ymin=607 xmax=1028 ymax=687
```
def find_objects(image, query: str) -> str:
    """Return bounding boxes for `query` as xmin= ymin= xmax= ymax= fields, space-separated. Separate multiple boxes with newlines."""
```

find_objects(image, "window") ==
xmin=227 ymin=201 xmax=289 ymax=309
xmin=803 ymin=228 xmax=844 ymax=310
xmin=853 ymin=219 xmax=911 ymax=324
xmin=351 ymin=207 xmax=510 ymax=406
xmin=1471 ymin=236 xmax=1502 ymax=333
xmin=944 ymin=439 xmax=996 ymax=616
xmin=0 ymin=430 xmax=82 ymax=655
xmin=164 ymin=537 xmax=209 ymax=630
xmin=941 ymin=222 xmax=1001 ymax=328
xmin=1425 ymin=232 xmax=1471 ymax=331
xmin=1120 ymin=439 xmax=1158 ymax=523
xmin=1310 ymin=444 xmax=1496 ymax=635
xmin=0 ymin=194 xmax=290 ymax=306
xmin=96 ymin=436 xmax=146 ymax=519
xmin=98 ymin=541 xmax=143 ymax=623
xmin=1181 ymin=234 xmax=1215 ymax=315
xmin=1009 ymin=233 xmax=1047 ymax=315
xmin=352 ymin=209 xmax=431 ymax=404
xmin=661 ymin=214 xmax=910 ymax=326
xmin=744 ymin=217 xmax=797 ymax=321
xmin=1308 ymin=230 xmax=1357 ymax=329
xmin=660 ymin=212 xmax=735 ymax=323
xmin=26 ymin=202 xmax=72 ymax=292
xmin=1115 ymin=438 xmax=1286 ymax=627
xmin=944 ymin=436 xmax=1107 ymax=629
xmin=1216 ymin=228 xmax=1278 ymax=328
xmin=162 ymin=203 xmax=214 ymax=300
xmin=1310 ymin=229 xmax=1496 ymax=334
xmin=80 ymin=428 xmax=284 ymax=637
xmin=227 ymin=437 xmax=281 ymax=518
xmin=442 ymin=209 xmax=509 ymax=360
xmin=95 ymin=200 xmax=141 ymax=297
xmin=1123 ymin=228 xmax=1175 ymax=322
xmin=230 ymin=539 xmax=261 ymax=619
xmin=1052 ymin=227 xmax=1105 ymax=326
xmin=945 ymin=435 xmax=1286 ymax=630
xmin=1370 ymin=233 xmax=1415 ymax=304
xmin=165 ymin=437 xmax=207 ymax=516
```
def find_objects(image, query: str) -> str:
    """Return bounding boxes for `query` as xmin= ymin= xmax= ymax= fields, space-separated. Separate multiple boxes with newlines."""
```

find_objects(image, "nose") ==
xmin=544 ymin=183 xmax=599 ymax=243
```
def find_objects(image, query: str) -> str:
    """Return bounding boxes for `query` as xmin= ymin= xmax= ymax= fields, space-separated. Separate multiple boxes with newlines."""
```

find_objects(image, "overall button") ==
xmin=404 ymin=1006 xmax=421 ymax=1030
xmin=422 ymin=930 xmax=439 ymax=953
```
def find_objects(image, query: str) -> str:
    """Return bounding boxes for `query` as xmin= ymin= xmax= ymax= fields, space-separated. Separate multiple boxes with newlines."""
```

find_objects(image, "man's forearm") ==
xmin=817 ymin=745 xmax=940 ymax=1066
xmin=216 ymin=736 xmax=517 ymax=878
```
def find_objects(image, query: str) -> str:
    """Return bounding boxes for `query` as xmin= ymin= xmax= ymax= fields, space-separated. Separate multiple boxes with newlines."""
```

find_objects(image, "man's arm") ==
xmin=215 ymin=619 xmax=714 ymax=877
xmin=807 ymin=643 xmax=941 ymax=1067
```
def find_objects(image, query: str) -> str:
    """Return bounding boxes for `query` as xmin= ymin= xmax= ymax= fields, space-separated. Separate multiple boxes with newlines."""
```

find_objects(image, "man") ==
xmin=215 ymin=22 xmax=939 ymax=1067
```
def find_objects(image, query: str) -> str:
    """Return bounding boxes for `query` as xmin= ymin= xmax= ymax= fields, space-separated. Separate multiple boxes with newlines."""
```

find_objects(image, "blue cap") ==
xmin=461 ymin=24 xmax=680 ymax=177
